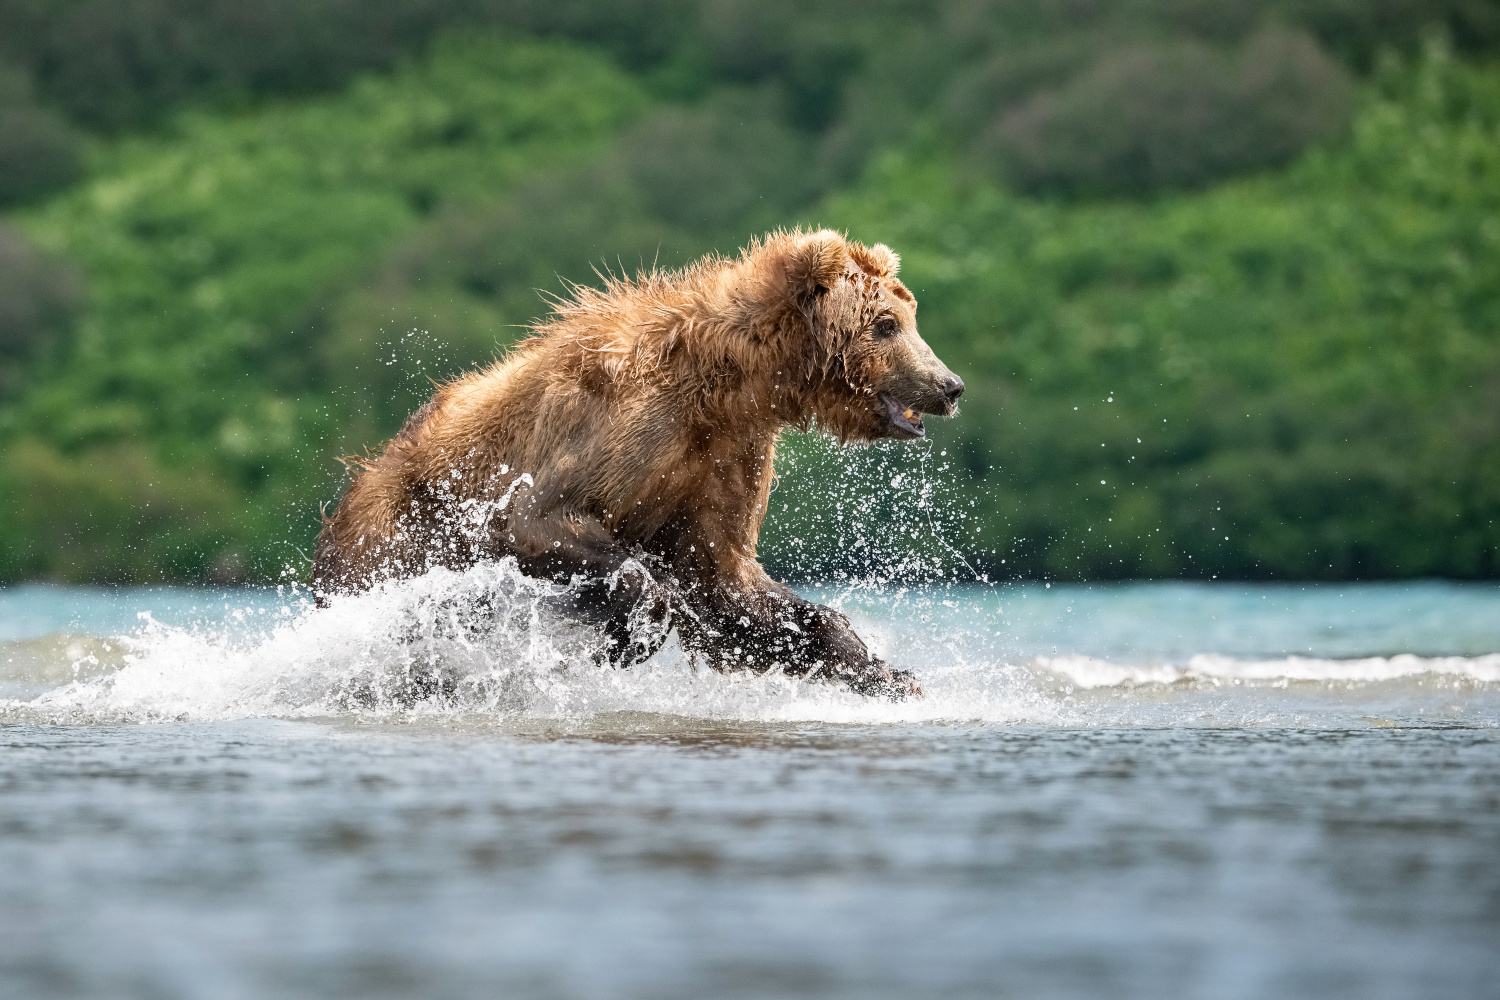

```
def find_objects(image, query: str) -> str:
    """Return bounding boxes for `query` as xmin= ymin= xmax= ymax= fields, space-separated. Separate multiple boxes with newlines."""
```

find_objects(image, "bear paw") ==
xmin=848 ymin=663 xmax=924 ymax=701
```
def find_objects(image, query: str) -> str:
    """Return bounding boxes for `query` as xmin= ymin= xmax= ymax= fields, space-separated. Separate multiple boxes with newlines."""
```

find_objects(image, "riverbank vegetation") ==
xmin=2 ymin=1 xmax=1498 ymax=582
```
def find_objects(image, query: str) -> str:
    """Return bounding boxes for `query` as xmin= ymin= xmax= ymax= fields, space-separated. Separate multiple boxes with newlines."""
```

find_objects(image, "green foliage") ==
xmin=0 ymin=60 xmax=84 ymax=206
xmin=1 ymin=0 xmax=498 ymax=132
xmin=0 ymin=223 xmax=82 ymax=399
xmin=5 ymin=0 xmax=1495 ymax=139
xmin=785 ymin=46 xmax=1500 ymax=579
xmin=1 ymin=16 xmax=1498 ymax=583
xmin=0 ymin=438 xmax=238 ymax=582
xmin=0 ymin=0 xmax=694 ymax=132
xmin=1283 ymin=0 xmax=1500 ymax=68
xmin=981 ymin=29 xmax=1354 ymax=196
xmin=3 ymin=34 xmax=645 ymax=580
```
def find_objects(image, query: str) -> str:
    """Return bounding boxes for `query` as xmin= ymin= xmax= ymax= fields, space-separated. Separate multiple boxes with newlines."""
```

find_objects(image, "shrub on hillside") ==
xmin=982 ymin=28 xmax=1354 ymax=196
xmin=943 ymin=36 xmax=1100 ymax=138
xmin=938 ymin=0 xmax=1500 ymax=64
xmin=0 ymin=438 xmax=238 ymax=582
xmin=1283 ymin=0 xmax=1500 ymax=68
xmin=5 ymin=0 xmax=457 ymax=131
xmin=695 ymin=0 xmax=862 ymax=128
xmin=0 ymin=61 xmax=83 ymax=205
xmin=0 ymin=223 xmax=82 ymax=398
xmin=615 ymin=91 xmax=823 ymax=234
xmin=0 ymin=0 xmax=694 ymax=132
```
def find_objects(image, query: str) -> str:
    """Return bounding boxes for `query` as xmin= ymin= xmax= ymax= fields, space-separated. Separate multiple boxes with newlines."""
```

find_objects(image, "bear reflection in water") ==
xmin=311 ymin=230 xmax=964 ymax=699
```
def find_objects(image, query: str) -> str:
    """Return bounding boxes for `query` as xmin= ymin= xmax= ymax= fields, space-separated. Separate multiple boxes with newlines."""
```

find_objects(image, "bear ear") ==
xmin=867 ymin=243 xmax=900 ymax=277
xmin=786 ymin=229 xmax=847 ymax=296
xmin=849 ymin=241 xmax=900 ymax=278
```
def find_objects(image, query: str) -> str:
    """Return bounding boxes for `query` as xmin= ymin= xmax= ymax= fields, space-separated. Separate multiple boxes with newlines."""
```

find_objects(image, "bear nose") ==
xmin=942 ymin=374 xmax=965 ymax=403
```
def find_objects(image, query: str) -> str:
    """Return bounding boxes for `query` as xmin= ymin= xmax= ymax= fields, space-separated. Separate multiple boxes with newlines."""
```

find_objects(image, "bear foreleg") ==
xmin=677 ymin=580 xmax=921 ymax=700
xmin=504 ymin=511 xmax=677 ymax=668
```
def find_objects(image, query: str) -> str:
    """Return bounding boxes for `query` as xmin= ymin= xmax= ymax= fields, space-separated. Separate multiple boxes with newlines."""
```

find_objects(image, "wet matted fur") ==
xmin=312 ymin=229 xmax=964 ymax=698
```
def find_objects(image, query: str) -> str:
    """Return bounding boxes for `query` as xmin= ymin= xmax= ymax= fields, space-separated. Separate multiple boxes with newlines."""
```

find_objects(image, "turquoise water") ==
xmin=2 ymin=574 xmax=1498 ymax=998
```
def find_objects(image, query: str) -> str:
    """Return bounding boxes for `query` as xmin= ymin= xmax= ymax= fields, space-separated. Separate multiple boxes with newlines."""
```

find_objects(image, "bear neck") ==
xmin=765 ymin=308 xmax=836 ymax=431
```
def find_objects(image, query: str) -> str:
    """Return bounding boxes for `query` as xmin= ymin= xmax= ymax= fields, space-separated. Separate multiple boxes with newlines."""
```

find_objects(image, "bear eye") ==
xmin=873 ymin=317 xmax=900 ymax=339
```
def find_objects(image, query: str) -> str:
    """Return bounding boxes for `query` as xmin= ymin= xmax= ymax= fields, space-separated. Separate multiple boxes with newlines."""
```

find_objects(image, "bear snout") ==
xmin=915 ymin=371 xmax=964 ymax=416
xmin=942 ymin=374 xmax=965 ymax=404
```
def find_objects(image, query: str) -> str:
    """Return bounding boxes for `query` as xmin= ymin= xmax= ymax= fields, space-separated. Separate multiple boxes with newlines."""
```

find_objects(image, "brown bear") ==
xmin=311 ymin=229 xmax=963 ymax=698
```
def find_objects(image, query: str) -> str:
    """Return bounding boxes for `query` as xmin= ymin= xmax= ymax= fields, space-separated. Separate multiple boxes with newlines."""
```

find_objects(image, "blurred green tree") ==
xmin=0 ymin=222 xmax=82 ymax=399
xmin=0 ymin=61 xmax=84 ymax=206
xmin=980 ymin=29 xmax=1354 ymax=196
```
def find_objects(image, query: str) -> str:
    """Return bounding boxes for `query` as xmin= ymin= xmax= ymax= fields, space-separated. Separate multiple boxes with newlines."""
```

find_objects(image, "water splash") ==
xmin=1040 ymin=652 xmax=1500 ymax=689
xmin=0 ymin=562 xmax=1049 ymax=726
xmin=761 ymin=432 xmax=990 ymax=586
xmin=2 ymin=566 xmax=1498 ymax=729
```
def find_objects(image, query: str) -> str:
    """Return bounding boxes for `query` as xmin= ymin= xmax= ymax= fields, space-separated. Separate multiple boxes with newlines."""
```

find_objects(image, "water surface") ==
xmin=2 ymin=574 xmax=1498 ymax=998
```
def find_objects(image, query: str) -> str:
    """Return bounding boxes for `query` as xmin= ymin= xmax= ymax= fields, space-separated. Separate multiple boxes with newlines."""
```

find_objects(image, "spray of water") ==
xmin=3 ymin=563 xmax=1497 ymax=730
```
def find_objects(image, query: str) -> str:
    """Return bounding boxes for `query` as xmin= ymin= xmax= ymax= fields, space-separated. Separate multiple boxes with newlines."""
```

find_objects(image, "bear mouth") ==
xmin=880 ymin=393 xmax=925 ymax=439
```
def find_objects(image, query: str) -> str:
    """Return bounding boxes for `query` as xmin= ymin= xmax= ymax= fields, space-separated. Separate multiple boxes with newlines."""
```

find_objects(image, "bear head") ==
xmin=784 ymin=229 xmax=964 ymax=442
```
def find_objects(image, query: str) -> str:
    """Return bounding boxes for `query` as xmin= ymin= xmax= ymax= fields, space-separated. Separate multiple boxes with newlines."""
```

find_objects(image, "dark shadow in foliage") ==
xmin=0 ymin=0 xmax=698 ymax=133
xmin=0 ymin=0 xmax=1496 ymax=141
xmin=982 ymin=28 xmax=1354 ymax=197
xmin=616 ymin=90 xmax=824 ymax=234
xmin=1282 ymin=0 xmax=1500 ymax=70
xmin=939 ymin=0 xmax=1500 ymax=67
xmin=816 ymin=19 xmax=962 ymax=182
xmin=496 ymin=0 xmax=699 ymax=71
xmin=0 ymin=223 xmax=82 ymax=400
xmin=0 ymin=438 xmax=238 ymax=583
xmin=694 ymin=0 xmax=862 ymax=129
xmin=943 ymin=35 xmax=1103 ymax=141
xmin=936 ymin=1 xmax=1498 ymax=184
xmin=0 ymin=61 xmax=84 ymax=205
xmin=6 ymin=0 xmax=461 ymax=131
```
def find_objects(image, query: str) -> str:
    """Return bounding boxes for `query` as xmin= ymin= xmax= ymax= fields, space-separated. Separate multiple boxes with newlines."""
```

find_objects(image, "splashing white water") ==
xmin=0 ymin=562 xmax=1051 ymax=726
xmin=2 ymin=564 xmax=1498 ymax=728
xmin=1039 ymin=652 xmax=1500 ymax=689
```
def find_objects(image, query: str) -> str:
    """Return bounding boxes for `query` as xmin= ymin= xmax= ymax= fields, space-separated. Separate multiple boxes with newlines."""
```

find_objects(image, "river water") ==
xmin=2 ymin=571 xmax=1498 ymax=999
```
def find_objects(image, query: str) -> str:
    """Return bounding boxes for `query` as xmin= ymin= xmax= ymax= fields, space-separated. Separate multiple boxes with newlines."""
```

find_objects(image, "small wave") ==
xmin=1037 ymin=652 xmax=1500 ymax=689
xmin=0 ymin=634 xmax=126 ymax=702
xmin=2 ymin=563 xmax=1498 ymax=728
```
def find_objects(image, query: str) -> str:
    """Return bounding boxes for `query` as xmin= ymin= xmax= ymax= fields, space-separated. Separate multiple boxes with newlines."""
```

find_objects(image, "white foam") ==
xmin=4 ymin=563 xmax=1498 ymax=727
xmin=1039 ymin=652 xmax=1500 ymax=688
